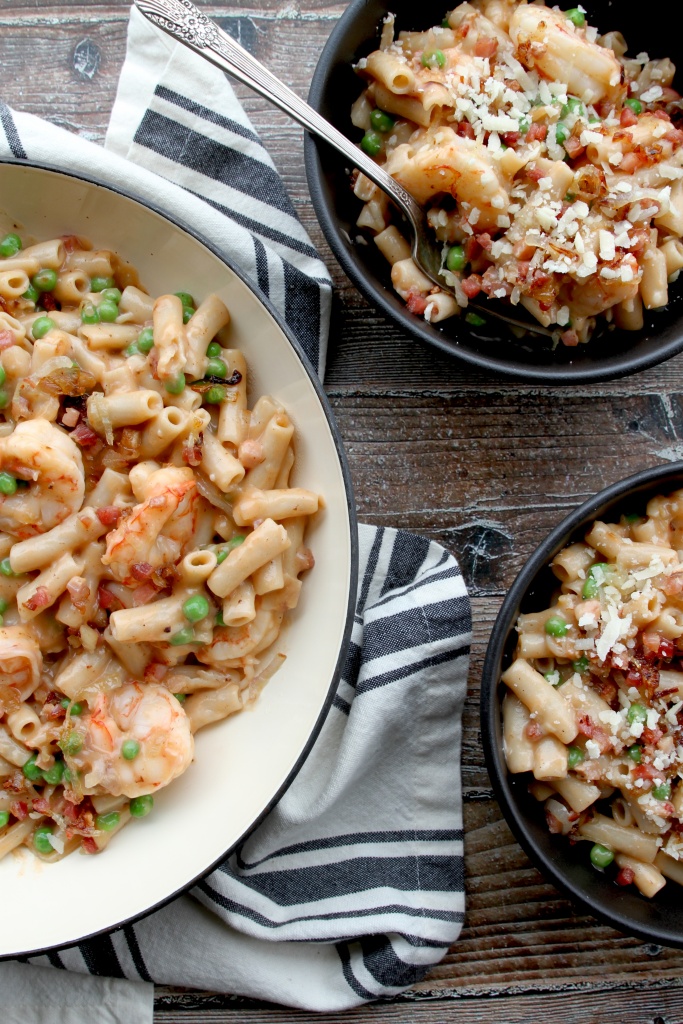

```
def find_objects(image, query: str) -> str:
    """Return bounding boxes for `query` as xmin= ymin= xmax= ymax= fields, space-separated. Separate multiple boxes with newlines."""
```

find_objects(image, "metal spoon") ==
xmin=133 ymin=0 xmax=552 ymax=338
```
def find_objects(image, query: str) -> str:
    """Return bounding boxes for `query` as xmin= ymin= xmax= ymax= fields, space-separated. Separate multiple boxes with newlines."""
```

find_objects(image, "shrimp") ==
xmin=385 ymin=128 xmax=510 ymax=231
xmin=102 ymin=467 xmax=199 ymax=584
xmin=0 ymin=625 xmax=42 ymax=708
xmin=67 ymin=682 xmax=194 ymax=798
xmin=197 ymin=608 xmax=283 ymax=668
xmin=0 ymin=419 xmax=85 ymax=538
xmin=509 ymin=4 xmax=623 ymax=106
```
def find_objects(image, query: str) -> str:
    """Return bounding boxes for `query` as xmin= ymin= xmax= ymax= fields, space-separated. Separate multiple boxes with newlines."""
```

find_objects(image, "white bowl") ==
xmin=0 ymin=160 xmax=357 ymax=958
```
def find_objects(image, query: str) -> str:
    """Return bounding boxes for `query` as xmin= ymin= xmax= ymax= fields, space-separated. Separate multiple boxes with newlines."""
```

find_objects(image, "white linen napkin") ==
xmin=0 ymin=8 xmax=471 ymax=1015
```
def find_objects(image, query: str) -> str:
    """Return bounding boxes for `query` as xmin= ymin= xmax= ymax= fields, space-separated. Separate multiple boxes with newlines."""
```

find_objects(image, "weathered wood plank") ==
xmin=153 ymin=986 xmax=683 ymax=1020
xmin=6 ymin=2 xmax=683 ymax=1018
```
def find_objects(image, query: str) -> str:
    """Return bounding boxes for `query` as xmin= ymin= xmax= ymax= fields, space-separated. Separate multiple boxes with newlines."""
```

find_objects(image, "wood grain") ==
xmin=6 ymin=1 xmax=683 ymax=1019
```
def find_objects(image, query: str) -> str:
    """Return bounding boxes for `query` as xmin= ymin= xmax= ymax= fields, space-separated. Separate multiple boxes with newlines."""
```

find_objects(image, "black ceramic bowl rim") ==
xmin=481 ymin=460 xmax=683 ymax=946
xmin=305 ymin=0 xmax=683 ymax=384
xmin=0 ymin=157 xmax=359 ymax=959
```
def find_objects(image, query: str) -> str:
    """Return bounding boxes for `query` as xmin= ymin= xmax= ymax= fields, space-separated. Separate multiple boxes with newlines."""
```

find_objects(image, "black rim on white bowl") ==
xmin=481 ymin=460 xmax=683 ymax=947
xmin=304 ymin=0 xmax=683 ymax=384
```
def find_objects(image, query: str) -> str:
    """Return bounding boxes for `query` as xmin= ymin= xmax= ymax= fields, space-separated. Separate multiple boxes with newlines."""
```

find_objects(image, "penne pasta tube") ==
xmin=207 ymin=519 xmax=290 ymax=599
xmin=87 ymin=390 xmax=164 ymax=433
xmin=16 ymin=553 xmax=84 ymax=622
xmin=502 ymin=658 xmax=578 ymax=744
xmin=578 ymin=814 xmax=659 ymax=864
xmin=233 ymin=487 xmax=319 ymax=526
xmin=10 ymin=507 xmax=106 ymax=574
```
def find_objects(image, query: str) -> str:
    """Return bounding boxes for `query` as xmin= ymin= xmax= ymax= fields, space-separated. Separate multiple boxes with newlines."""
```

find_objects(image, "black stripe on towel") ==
xmin=189 ymin=189 xmax=322 ymax=264
xmin=77 ymin=933 xmax=124 ymax=978
xmin=217 ymin=853 xmax=463 ymax=907
xmin=154 ymin=85 xmax=261 ymax=145
xmin=336 ymin=942 xmax=377 ymax=1000
xmin=0 ymin=102 xmax=27 ymax=159
xmin=360 ymin=934 xmax=429 ymax=988
xmin=253 ymin=236 xmax=269 ymax=295
xmin=379 ymin=533 xmax=430 ymax=597
xmin=234 ymin=828 xmax=464 ymax=869
xmin=134 ymin=110 xmax=294 ymax=217
xmin=122 ymin=924 xmax=153 ymax=983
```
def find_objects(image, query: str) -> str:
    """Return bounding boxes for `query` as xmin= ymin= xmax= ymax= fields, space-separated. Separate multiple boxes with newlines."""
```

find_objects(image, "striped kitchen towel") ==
xmin=0 ymin=6 xmax=471 ymax=1015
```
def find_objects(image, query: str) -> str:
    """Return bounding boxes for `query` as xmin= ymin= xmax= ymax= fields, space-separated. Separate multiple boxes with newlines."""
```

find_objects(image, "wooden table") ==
xmin=4 ymin=2 xmax=683 ymax=1020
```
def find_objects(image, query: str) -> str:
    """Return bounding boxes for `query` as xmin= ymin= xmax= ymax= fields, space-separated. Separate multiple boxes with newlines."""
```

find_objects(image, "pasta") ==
xmin=350 ymin=0 xmax=683 ymax=343
xmin=501 ymin=488 xmax=683 ymax=899
xmin=0 ymin=228 xmax=320 ymax=861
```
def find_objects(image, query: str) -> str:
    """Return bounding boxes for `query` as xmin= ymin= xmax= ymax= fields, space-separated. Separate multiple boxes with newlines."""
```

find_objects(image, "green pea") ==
xmin=124 ymin=343 xmax=140 ymax=358
xmin=590 ymin=843 xmax=614 ymax=868
xmin=0 ymin=391 xmax=8 ymax=411
xmin=96 ymin=812 xmax=120 ymax=832
xmin=573 ymin=656 xmax=590 ymax=674
xmin=215 ymin=610 xmax=225 ymax=627
xmin=519 ymin=118 xmax=530 ymax=135
xmin=567 ymin=745 xmax=585 ymax=769
xmin=80 ymin=302 xmax=100 ymax=324
xmin=0 ymin=599 xmax=8 ymax=614
xmin=174 ymin=292 xmax=195 ymax=309
xmin=421 ymin=49 xmax=446 ymax=69
xmin=32 ymin=268 xmax=58 ymax=292
xmin=627 ymin=702 xmax=647 ymax=726
xmin=101 ymin=287 xmax=122 ymax=304
xmin=446 ymin=245 xmax=466 ymax=273
xmin=174 ymin=693 xmax=186 ymax=703
xmin=63 ymin=767 xmax=74 ymax=784
xmin=97 ymin=300 xmax=119 ymax=323
xmin=203 ymin=385 xmax=226 ymax=405
xmin=627 ymin=744 xmax=642 ymax=763
xmin=164 ymin=373 xmax=186 ymax=395
xmin=369 ymin=108 xmax=396 ymax=133
xmin=561 ymin=96 xmax=584 ymax=119
xmin=60 ymin=732 xmax=83 ymax=756
xmin=90 ymin=276 xmax=115 ymax=292
xmin=360 ymin=130 xmax=383 ymax=157
xmin=0 ymin=810 xmax=9 ymax=829
xmin=182 ymin=306 xmax=194 ymax=325
xmin=70 ymin=703 xmax=83 ymax=716
xmin=31 ymin=316 xmax=55 ymax=340
xmin=170 ymin=625 xmax=195 ymax=646
xmin=581 ymin=562 xmax=611 ymax=599
xmin=137 ymin=327 xmax=154 ymax=353
xmin=206 ymin=358 xmax=227 ymax=378
xmin=625 ymin=97 xmax=642 ymax=115
xmin=465 ymin=312 xmax=486 ymax=327
xmin=0 ymin=366 xmax=5 ymax=388
xmin=544 ymin=615 xmax=569 ymax=637
xmin=130 ymin=795 xmax=154 ymax=818
xmin=42 ymin=759 xmax=65 ymax=785
xmin=565 ymin=8 xmax=586 ymax=27
xmin=623 ymin=512 xmax=641 ymax=524
xmin=206 ymin=341 xmax=222 ymax=357
xmin=182 ymin=593 xmax=210 ymax=623
xmin=0 ymin=233 xmax=22 ymax=258
xmin=22 ymin=284 xmax=39 ymax=304
xmin=555 ymin=122 xmax=570 ymax=146
xmin=653 ymin=782 xmax=671 ymax=801
xmin=0 ymin=557 xmax=16 ymax=577
xmin=0 ymin=472 xmax=17 ymax=496
xmin=33 ymin=826 xmax=55 ymax=855
xmin=22 ymin=754 xmax=44 ymax=781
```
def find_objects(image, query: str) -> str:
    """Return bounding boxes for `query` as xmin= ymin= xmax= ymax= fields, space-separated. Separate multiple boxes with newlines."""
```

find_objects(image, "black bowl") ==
xmin=481 ymin=461 xmax=683 ymax=946
xmin=305 ymin=0 xmax=683 ymax=383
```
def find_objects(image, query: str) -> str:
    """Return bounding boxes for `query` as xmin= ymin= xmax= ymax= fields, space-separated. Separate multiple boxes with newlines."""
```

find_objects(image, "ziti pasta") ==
xmin=350 ymin=0 xmax=683 ymax=343
xmin=0 ymin=228 xmax=320 ymax=862
xmin=501 ymin=488 xmax=683 ymax=898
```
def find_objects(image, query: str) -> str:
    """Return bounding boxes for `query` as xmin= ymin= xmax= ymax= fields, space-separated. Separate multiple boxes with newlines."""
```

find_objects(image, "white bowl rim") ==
xmin=0 ymin=156 xmax=359 ymax=958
